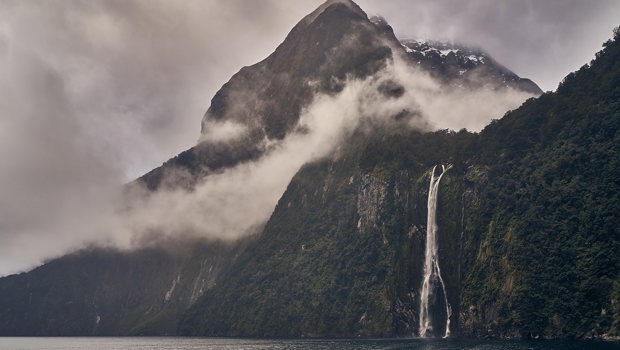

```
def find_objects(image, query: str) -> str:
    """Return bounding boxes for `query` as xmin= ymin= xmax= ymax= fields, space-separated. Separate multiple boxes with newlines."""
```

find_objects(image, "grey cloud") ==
xmin=356 ymin=0 xmax=620 ymax=91
xmin=1 ymin=0 xmax=324 ymax=180
xmin=0 ymin=44 xmax=123 ymax=275
xmin=0 ymin=0 xmax=618 ymax=276
xmin=118 ymin=53 xmax=534 ymax=249
xmin=0 ymin=0 xmax=324 ymax=275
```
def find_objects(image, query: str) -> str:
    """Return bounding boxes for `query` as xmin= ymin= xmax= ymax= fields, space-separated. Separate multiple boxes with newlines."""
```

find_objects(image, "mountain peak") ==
xmin=3 ymin=0 xmax=618 ymax=341
xmin=142 ymin=1 xmax=541 ymax=191
xmin=200 ymin=0 xmax=393 ymax=141
xmin=303 ymin=0 xmax=366 ymax=25
xmin=142 ymin=0 xmax=398 ymax=190
xmin=399 ymin=39 xmax=543 ymax=94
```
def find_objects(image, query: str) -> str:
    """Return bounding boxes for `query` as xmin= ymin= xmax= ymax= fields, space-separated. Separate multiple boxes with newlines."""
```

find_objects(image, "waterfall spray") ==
xmin=419 ymin=164 xmax=452 ymax=338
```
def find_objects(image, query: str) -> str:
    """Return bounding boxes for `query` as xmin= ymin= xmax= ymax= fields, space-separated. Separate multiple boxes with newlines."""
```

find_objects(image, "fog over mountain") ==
xmin=0 ymin=0 xmax=619 ymax=276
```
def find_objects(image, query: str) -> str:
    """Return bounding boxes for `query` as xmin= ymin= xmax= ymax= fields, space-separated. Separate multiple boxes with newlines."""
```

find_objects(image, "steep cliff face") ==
xmin=0 ymin=0 xmax=616 ymax=339
xmin=177 ymin=127 xmax=475 ymax=337
xmin=181 ymin=33 xmax=620 ymax=338
xmin=458 ymin=32 xmax=620 ymax=339
xmin=0 ymin=240 xmax=237 ymax=336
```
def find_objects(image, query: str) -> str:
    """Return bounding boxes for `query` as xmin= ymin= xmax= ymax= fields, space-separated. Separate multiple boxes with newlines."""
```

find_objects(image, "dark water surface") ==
xmin=1 ymin=337 xmax=619 ymax=350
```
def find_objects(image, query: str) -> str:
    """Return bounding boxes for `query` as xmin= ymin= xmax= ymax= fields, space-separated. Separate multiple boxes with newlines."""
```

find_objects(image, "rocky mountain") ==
xmin=179 ymin=26 xmax=619 ymax=338
xmin=399 ymin=39 xmax=542 ymax=94
xmin=139 ymin=0 xmax=401 ymax=191
xmin=0 ymin=0 xmax=618 ymax=340
xmin=138 ymin=0 xmax=540 ymax=191
xmin=0 ymin=239 xmax=241 ymax=336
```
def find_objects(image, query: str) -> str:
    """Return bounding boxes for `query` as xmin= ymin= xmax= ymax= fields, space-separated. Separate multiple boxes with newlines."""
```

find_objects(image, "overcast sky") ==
xmin=0 ymin=0 xmax=619 ymax=275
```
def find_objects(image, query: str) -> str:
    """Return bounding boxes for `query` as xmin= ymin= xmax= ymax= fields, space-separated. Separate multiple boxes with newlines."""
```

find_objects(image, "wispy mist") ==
xmin=107 ymin=50 xmax=535 ymax=254
xmin=0 ymin=0 xmax=322 ymax=276
xmin=0 ymin=0 xmax=617 ymax=276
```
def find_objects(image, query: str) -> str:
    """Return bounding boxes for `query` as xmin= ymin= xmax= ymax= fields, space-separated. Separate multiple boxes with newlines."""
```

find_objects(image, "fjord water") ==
xmin=1 ymin=338 xmax=619 ymax=350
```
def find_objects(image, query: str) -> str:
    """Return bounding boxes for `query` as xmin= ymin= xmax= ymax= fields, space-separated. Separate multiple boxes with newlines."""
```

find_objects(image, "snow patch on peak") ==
xmin=439 ymin=49 xmax=459 ymax=56
xmin=401 ymin=38 xmax=429 ymax=45
xmin=466 ymin=54 xmax=485 ymax=63
xmin=399 ymin=39 xmax=488 ymax=64
xmin=401 ymin=43 xmax=413 ymax=53
xmin=369 ymin=16 xmax=387 ymax=26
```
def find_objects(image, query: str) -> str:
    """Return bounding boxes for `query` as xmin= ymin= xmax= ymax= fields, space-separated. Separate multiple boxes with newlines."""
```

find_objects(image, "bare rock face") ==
xmin=357 ymin=173 xmax=389 ymax=234
xmin=201 ymin=0 xmax=397 ymax=141
xmin=400 ymin=39 xmax=542 ymax=95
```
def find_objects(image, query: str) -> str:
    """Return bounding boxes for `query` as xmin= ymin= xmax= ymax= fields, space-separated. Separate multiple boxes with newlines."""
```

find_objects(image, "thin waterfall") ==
xmin=419 ymin=164 xmax=452 ymax=338
xmin=457 ymin=192 xmax=465 ymax=304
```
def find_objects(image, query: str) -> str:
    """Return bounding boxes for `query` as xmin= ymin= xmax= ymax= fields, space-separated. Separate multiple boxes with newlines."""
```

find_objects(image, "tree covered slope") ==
xmin=180 ymin=30 xmax=620 ymax=339
xmin=0 ymin=0 xmax=617 ymax=339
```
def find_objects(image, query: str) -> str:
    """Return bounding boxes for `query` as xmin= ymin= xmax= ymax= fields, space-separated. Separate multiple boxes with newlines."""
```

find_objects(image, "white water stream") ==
xmin=419 ymin=165 xmax=452 ymax=338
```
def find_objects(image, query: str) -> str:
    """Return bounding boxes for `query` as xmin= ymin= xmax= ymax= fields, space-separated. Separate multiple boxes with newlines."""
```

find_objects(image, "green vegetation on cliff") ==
xmin=180 ymin=30 xmax=620 ymax=338
xmin=460 ymin=28 xmax=620 ymax=339
xmin=0 ymin=240 xmax=236 ymax=336
xmin=0 ymin=3 xmax=618 ymax=338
